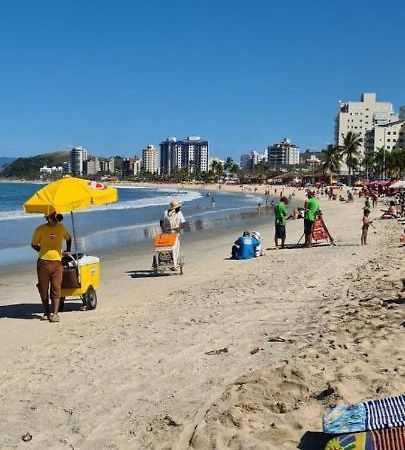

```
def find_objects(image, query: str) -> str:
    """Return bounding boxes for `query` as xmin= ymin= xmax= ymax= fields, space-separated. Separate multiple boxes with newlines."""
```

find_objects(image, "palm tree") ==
xmin=224 ymin=157 xmax=234 ymax=171
xmin=340 ymin=131 xmax=362 ymax=186
xmin=373 ymin=147 xmax=386 ymax=180
xmin=361 ymin=153 xmax=375 ymax=181
xmin=321 ymin=144 xmax=341 ymax=184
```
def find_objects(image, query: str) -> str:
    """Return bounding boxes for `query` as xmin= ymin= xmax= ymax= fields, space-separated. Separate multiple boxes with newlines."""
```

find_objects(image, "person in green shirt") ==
xmin=274 ymin=196 xmax=289 ymax=249
xmin=304 ymin=190 xmax=320 ymax=248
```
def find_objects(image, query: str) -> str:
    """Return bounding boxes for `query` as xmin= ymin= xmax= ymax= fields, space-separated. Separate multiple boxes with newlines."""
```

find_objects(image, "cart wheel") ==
xmin=83 ymin=286 xmax=97 ymax=310
xmin=59 ymin=297 xmax=65 ymax=312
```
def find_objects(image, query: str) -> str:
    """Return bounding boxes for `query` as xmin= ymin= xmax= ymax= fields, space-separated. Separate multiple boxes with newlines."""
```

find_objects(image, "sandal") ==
xmin=49 ymin=313 xmax=60 ymax=323
xmin=40 ymin=313 xmax=50 ymax=321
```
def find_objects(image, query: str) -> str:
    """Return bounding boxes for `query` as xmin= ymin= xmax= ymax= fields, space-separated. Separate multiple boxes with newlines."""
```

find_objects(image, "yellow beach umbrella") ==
xmin=24 ymin=176 xmax=118 ymax=253
xmin=23 ymin=176 xmax=118 ymax=214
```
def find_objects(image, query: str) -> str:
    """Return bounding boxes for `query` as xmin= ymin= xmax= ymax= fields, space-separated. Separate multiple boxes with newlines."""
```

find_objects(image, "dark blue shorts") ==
xmin=275 ymin=223 xmax=286 ymax=239
xmin=304 ymin=219 xmax=314 ymax=235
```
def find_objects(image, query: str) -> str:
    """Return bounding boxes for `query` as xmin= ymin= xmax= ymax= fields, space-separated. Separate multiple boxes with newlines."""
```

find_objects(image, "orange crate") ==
xmin=154 ymin=233 xmax=177 ymax=247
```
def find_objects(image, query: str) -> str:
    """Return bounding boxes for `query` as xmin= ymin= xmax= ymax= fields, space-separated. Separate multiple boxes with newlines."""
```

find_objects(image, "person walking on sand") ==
xmin=361 ymin=209 xmax=374 ymax=245
xmin=303 ymin=191 xmax=319 ymax=248
xmin=31 ymin=212 xmax=71 ymax=322
xmin=274 ymin=196 xmax=289 ymax=249
xmin=160 ymin=200 xmax=186 ymax=233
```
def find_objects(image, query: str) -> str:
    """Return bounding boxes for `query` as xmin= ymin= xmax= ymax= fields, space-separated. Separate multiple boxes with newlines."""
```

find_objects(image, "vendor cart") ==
xmin=152 ymin=232 xmax=184 ymax=275
xmin=60 ymin=254 xmax=100 ymax=310
xmin=24 ymin=176 xmax=118 ymax=311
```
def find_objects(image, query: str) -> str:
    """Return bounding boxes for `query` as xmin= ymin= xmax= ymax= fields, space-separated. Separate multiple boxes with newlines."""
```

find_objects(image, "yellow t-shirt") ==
xmin=31 ymin=223 xmax=71 ymax=261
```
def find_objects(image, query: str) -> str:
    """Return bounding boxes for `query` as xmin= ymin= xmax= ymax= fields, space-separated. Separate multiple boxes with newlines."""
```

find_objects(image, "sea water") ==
xmin=0 ymin=182 xmax=272 ymax=268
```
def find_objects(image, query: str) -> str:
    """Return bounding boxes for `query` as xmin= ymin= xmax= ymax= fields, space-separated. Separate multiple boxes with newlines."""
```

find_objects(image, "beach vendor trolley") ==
xmin=23 ymin=176 xmax=118 ymax=312
xmin=60 ymin=254 xmax=100 ymax=310
xmin=152 ymin=233 xmax=184 ymax=275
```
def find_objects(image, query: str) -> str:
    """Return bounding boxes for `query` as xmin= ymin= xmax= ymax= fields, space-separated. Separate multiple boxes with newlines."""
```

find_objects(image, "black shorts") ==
xmin=304 ymin=219 xmax=314 ymax=235
xmin=275 ymin=223 xmax=286 ymax=239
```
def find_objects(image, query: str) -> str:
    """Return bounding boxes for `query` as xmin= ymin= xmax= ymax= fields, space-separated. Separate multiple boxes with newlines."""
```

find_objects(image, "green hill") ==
xmin=1 ymin=152 xmax=69 ymax=179
xmin=0 ymin=157 xmax=16 ymax=172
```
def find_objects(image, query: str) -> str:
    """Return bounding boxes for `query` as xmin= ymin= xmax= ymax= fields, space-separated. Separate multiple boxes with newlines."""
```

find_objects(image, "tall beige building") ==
xmin=335 ymin=93 xmax=398 ymax=154
xmin=141 ymin=144 xmax=158 ymax=174
xmin=364 ymin=120 xmax=405 ymax=154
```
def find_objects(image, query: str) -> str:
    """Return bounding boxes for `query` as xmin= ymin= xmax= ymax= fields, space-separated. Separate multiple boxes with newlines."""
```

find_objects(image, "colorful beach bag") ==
xmin=323 ymin=395 xmax=405 ymax=434
xmin=325 ymin=426 xmax=405 ymax=450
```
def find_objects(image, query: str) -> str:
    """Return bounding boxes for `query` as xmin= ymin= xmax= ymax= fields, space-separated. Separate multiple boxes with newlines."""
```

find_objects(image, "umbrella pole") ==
xmin=70 ymin=211 xmax=79 ymax=256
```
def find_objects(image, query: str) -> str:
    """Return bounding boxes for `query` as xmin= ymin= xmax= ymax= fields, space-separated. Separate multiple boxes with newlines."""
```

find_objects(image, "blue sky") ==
xmin=0 ymin=0 xmax=404 ymax=159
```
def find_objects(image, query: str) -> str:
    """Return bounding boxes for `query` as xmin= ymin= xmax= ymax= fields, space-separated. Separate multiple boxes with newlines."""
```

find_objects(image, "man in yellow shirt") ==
xmin=31 ymin=212 xmax=71 ymax=322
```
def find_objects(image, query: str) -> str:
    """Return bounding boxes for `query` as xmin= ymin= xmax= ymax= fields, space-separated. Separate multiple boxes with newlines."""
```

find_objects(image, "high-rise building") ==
xmin=70 ymin=146 xmax=88 ymax=176
xmin=159 ymin=136 xmax=209 ymax=174
xmin=364 ymin=120 xmax=405 ymax=155
xmin=85 ymin=157 xmax=100 ymax=176
xmin=122 ymin=156 xmax=142 ymax=177
xmin=335 ymin=93 xmax=398 ymax=155
xmin=142 ymin=145 xmax=158 ymax=174
xmin=267 ymin=138 xmax=300 ymax=168
xmin=240 ymin=151 xmax=266 ymax=171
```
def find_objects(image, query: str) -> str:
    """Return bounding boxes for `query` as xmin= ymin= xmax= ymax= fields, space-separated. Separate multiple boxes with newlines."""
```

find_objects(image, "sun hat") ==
xmin=169 ymin=200 xmax=183 ymax=210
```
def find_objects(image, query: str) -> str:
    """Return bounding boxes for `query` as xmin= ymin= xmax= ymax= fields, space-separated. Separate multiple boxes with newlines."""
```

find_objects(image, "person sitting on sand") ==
xmin=380 ymin=201 xmax=398 ymax=219
xmin=231 ymin=231 xmax=260 ymax=260
xmin=361 ymin=209 xmax=374 ymax=245
xmin=251 ymin=231 xmax=264 ymax=256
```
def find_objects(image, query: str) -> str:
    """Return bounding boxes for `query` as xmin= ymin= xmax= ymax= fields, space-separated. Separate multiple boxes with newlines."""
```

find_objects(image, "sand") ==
xmin=0 ymin=187 xmax=404 ymax=450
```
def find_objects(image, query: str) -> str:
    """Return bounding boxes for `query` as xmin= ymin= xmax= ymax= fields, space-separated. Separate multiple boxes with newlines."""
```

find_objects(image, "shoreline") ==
xmin=0 ymin=191 xmax=403 ymax=449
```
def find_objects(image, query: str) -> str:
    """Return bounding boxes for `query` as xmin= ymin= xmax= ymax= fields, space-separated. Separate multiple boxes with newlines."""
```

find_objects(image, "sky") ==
xmin=0 ymin=0 xmax=404 ymax=159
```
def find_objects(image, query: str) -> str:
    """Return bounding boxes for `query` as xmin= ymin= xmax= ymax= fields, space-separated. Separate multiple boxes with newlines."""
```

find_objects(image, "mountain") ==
xmin=0 ymin=157 xmax=16 ymax=173
xmin=1 ymin=152 xmax=69 ymax=179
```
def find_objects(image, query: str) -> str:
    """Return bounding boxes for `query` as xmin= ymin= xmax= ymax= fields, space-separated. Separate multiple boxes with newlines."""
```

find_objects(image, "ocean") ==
xmin=0 ymin=182 xmax=271 ymax=268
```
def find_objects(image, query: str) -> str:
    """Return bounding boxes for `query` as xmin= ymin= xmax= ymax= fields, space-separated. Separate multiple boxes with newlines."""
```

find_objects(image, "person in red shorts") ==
xmin=31 ymin=212 xmax=71 ymax=322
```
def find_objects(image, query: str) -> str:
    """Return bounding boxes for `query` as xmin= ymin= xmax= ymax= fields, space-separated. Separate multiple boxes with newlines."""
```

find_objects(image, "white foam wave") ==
xmin=0 ymin=189 xmax=202 ymax=221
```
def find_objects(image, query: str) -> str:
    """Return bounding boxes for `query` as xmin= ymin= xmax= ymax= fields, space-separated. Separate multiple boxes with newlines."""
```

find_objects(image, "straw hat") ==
xmin=169 ymin=200 xmax=182 ymax=210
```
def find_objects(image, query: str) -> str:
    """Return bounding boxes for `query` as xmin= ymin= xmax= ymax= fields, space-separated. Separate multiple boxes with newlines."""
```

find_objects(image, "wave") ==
xmin=0 ymin=189 xmax=202 ymax=221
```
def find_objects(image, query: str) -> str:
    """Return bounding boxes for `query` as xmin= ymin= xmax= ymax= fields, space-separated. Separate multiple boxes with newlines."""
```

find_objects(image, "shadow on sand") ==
xmin=0 ymin=301 xmax=83 ymax=320
xmin=298 ymin=431 xmax=334 ymax=450
xmin=126 ymin=270 xmax=171 ymax=279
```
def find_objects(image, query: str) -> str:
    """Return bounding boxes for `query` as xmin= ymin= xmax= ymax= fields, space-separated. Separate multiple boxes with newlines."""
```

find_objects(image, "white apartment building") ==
xmin=142 ymin=145 xmax=158 ymax=174
xmin=159 ymin=136 xmax=209 ymax=174
xmin=364 ymin=120 xmax=405 ymax=154
xmin=335 ymin=93 xmax=398 ymax=155
xmin=240 ymin=151 xmax=266 ymax=171
xmin=267 ymin=138 xmax=300 ymax=168
xmin=85 ymin=157 xmax=100 ymax=176
xmin=70 ymin=146 xmax=88 ymax=176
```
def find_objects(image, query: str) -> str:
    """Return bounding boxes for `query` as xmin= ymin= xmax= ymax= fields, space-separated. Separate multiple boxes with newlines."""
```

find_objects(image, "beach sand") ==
xmin=0 ymin=187 xmax=403 ymax=450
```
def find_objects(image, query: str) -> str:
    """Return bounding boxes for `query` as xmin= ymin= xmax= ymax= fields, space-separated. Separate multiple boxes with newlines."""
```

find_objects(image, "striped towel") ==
xmin=325 ymin=426 xmax=405 ymax=450
xmin=323 ymin=395 xmax=405 ymax=434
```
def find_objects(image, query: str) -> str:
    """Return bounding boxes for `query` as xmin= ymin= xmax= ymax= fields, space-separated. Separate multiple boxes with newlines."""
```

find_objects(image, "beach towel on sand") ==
xmin=325 ymin=426 xmax=405 ymax=450
xmin=323 ymin=395 xmax=405 ymax=434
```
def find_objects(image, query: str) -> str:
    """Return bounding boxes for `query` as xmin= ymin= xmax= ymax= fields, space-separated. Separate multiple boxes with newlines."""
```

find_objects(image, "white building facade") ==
xmin=70 ymin=146 xmax=88 ymax=176
xmin=159 ymin=136 xmax=209 ymax=174
xmin=335 ymin=93 xmax=398 ymax=155
xmin=364 ymin=120 xmax=405 ymax=155
xmin=267 ymin=138 xmax=300 ymax=168
xmin=142 ymin=145 xmax=158 ymax=174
